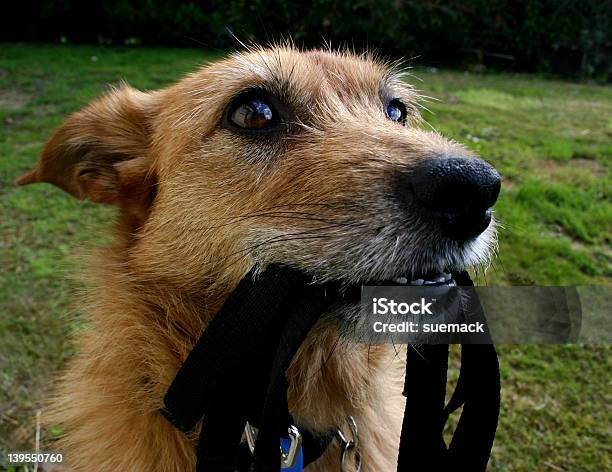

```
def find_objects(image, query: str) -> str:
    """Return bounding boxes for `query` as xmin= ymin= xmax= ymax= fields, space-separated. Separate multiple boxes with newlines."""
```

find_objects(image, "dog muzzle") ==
xmin=161 ymin=265 xmax=501 ymax=471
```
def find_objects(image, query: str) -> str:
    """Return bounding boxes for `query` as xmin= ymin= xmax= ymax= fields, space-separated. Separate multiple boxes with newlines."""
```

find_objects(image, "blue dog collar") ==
xmin=280 ymin=436 xmax=303 ymax=471
xmin=245 ymin=422 xmax=303 ymax=471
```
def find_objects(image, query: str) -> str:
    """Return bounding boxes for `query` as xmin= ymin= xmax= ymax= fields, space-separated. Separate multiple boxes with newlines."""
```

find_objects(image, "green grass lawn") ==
xmin=1 ymin=44 xmax=610 ymax=471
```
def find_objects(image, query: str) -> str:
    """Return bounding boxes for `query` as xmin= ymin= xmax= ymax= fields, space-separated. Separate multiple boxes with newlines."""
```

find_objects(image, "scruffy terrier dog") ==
xmin=17 ymin=46 xmax=500 ymax=471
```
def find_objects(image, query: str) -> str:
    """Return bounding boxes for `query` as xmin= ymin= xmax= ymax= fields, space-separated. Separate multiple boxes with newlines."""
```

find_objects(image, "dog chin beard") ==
xmin=370 ymin=224 xmax=497 ymax=284
xmin=251 ymin=221 xmax=497 ymax=286
xmin=462 ymin=223 xmax=497 ymax=269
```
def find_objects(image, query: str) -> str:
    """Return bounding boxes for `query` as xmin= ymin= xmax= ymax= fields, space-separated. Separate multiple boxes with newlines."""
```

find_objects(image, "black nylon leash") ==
xmin=162 ymin=266 xmax=501 ymax=471
xmin=398 ymin=344 xmax=500 ymax=471
xmin=253 ymin=282 xmax=333 ymax=471
xmin=446 ymin=271 xmax=500 ymax=470
xmin=162 ymin=266 xmax=306 ymax=433
xmin=398 ymin=344 xmax=450 ymax=470
xmin=162 ymin=265 xmax=341 ymax=471
xmin=397 ymin=271 xmax=501 ymax=471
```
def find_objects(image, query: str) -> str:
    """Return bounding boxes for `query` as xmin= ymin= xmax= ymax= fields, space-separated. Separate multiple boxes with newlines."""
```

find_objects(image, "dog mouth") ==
xmin=393 ymin=271 xmax=456 ymax=286
xmin=367 ymin=270 xmax=456 ymax=287
xmin=324 ymin=270 xmax=459 ymax=330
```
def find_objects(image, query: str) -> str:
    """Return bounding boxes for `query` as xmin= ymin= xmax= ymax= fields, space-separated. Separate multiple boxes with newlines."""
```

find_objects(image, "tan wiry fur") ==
xmin=17 ymin=46 xmax=495 ymax=471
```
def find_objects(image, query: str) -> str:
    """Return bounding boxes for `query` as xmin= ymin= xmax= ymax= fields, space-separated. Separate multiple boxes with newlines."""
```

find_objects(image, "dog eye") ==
xmin=386 ymin=99 xmax=408 ymax=125
xmin=229 ymin=98 xmax=276 ymax=130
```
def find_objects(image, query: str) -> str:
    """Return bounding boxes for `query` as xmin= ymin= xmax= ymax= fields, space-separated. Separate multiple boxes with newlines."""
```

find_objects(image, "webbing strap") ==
xmin=397 ymin=271 xmax=501 ymax=471
xmin=162 ymin=265 xmax=338 ymax=471
xmin=253 ymin=284 xmax=331 ymax=472
xmin=162 ymin=266 xmax=501 ymax=472
xmin=398 ymin=344 xmax=449 ymax=471
xmin=446 ymin=344 xmax=500 ymax=469
xmin=162 ymin=266 xmax=305 ymax=432
xmin=446 ymin=271 xmax=500 ymax=470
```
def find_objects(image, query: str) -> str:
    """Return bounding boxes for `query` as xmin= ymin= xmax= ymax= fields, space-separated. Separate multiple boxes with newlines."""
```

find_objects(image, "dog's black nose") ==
xmin=399 ymin=156 xmax=501 ymax=240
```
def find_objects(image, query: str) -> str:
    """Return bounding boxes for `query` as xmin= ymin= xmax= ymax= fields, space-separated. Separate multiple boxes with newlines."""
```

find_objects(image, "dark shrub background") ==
xmin=3 ymin=0 xmax=611 ymax=79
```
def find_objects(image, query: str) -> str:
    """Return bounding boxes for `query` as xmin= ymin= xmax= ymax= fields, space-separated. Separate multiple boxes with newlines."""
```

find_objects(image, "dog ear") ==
xmin=16 ymin=85 xmax=156 ymax=207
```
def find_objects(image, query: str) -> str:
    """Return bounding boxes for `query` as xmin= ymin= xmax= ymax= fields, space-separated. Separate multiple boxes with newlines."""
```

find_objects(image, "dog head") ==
xmin=17 ymin=46 xmax=500 ymax=289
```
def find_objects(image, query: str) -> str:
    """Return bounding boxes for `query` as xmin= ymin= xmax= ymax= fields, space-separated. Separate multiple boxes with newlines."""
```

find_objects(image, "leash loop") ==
xmin=337 ymin=416 xmax=361 ymax=472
